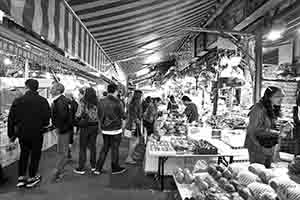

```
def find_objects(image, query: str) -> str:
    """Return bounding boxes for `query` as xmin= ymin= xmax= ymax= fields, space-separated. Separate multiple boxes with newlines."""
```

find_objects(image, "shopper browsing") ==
xmin=73 ymin=87 xmax=99 ymax=175
xmin=0 ymin=163 xmax=8 ymax=186
xmin=125 ymin=90 xmax=143 ymax=164
xmin=294 ymin=86 xmax=300 ymax=155
xmin=7 ymin=79 xmax=51 ymax=188
xmin=245 ymin=86 xmax=286 ymax=168
xmin=143 ymin=97 xmax=161 ymax=136
xmin=50 ymin=82 xmax=73 ymax=182
xmin=95 ymin=84 xmax=126 ymax=175
xmin=167 ymin=95 xmax=179 ymax=113
xmin=181 ymin=96 xmax=199 ymax=123
xmin=64 ymin=92 xmax=79 ymax=159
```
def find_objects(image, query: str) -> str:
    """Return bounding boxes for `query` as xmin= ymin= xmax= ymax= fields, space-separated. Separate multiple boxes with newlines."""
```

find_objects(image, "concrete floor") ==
xmin=0 ymin=135 xmax=176 ymax=200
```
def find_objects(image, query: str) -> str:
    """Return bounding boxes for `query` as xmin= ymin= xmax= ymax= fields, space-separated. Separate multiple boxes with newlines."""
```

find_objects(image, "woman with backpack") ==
xmin=74 ymin=87 xmax=99 ymax=174
xmin=125 ymin=90 xmax=143 ymax=164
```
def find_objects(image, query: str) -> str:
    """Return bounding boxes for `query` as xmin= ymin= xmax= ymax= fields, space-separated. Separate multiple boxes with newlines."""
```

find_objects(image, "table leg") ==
xmin=161 ymin=157 xmax=165 ymax=191
xmin=229 ymin=156 xmax=234 ymax=164
xmin=217 ymin=156 xmax=222 ymax=164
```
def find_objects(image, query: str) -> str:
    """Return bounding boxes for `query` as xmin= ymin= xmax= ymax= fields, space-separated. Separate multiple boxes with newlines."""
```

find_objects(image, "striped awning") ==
xmin=0 ymin=0 xmax=113 ymax=73
xmin=68 ymin=0 xmax=220 ymax=74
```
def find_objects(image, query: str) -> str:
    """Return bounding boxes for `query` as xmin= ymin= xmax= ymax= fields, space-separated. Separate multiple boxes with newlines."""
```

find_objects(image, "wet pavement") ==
xmin=0 ymin=135 xmax=176 ymax=200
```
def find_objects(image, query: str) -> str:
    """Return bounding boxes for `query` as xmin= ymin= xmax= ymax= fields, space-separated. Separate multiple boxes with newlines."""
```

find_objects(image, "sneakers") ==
xmin=91 ymin=168 xmax=96 ymax=172
xmin=73 ymin=168 xmax=86 ymax=175
xmin=26 ymin=175 xmax=42 ymax=188
xmin=16 ymin=176 xmax=27 ymax=188
xmin=111 ymin=167 xmax=126 ymax=175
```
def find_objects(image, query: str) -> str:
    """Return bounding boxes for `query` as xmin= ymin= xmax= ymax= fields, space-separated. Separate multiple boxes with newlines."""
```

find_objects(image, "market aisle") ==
xmin=0 ymin=135 xmax=175 ymax=199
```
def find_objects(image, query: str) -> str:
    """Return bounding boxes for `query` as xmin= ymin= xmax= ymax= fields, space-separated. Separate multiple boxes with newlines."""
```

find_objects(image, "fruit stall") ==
xmin=173 ymin=162 xmax=300 ymax=200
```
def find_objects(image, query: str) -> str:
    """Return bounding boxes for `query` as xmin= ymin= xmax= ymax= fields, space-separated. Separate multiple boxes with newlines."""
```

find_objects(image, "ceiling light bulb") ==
xmin=267 ymin=30 xmax=283 ymax=41
xmin=3 ymin=57 xmax=12 ymax=65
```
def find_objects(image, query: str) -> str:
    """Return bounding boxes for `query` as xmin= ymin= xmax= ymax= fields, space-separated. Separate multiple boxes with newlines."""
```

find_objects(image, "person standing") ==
xmin=64 ymin=93 xmax=78 ymax=159
xmin=245 ymin=86 xmax=286 ymax=168
xmin=95 ymin=84 xmax=126 ymax=175
xmin=7 ymin=79 xmax=51 ymax=188
xmin=125 ymin=90 xmax=143 ymax=164
xmin=143 ymin=97 xmax=161 ymax=136
xmin=73 ymin=87 xmax=99 ymax=174
xmin=50 ymin=83 xmax=73 ymax=182
xmin=167 ymin=95 xmax=179 ymax=113
xmin=294 ymin=88 xmax=300 ymax=156
xmin=181 ymin=96 xmax=199 ymax=123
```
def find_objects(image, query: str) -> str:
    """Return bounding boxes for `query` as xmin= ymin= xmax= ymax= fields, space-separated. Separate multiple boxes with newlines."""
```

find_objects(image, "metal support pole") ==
xmin=24 ymin=58 xmax=29 ymax=80
xmin=254 ymin=32 xmax=263 ymax=103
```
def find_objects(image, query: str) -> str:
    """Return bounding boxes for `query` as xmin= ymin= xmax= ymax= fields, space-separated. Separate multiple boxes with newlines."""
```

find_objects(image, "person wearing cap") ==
xmin=7 ymin=79 xmax=51 ymax=188
xmin=50 ymin=82 xmax=73 ymax=182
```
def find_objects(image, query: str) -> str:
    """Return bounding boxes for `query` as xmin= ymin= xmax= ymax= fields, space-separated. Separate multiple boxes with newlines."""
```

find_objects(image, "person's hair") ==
xmin=182 ymin=95 xmax=191 ymax=102
xmin=53 ymin=82 xmax=65 ymax=94
xmin=79 ymin=88 xmax=85 ymax=96
xmin=83 ymin=87 xmax=98 ymax=109
xmin=169 ymin=95 xmax=175 ymax=103
xmin=130 ymin=90 xmax=143 ymax=106
xmin=107 ymin=84 xmax=118 ymax=94
xmin=25 ymin=79 xmax=39 ymax=91
xmin=261 ymin=86 xmax=283 ymax=119
xmin=153 ymin=97 xmax=161 ymax=103
xmin=145 ymin=96 xmax=152 ymax=103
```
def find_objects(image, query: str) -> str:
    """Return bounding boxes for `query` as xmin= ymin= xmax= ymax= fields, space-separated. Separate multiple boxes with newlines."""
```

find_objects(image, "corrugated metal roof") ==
xmin=68 ymin=0 xmax=219 ymax=73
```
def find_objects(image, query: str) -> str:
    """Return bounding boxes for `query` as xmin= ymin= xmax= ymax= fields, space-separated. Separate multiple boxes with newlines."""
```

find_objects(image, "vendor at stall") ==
xmin=181 ymin=95 xmax=199 ymax=123
xmin=167 ymin=95 xmax=179 ymax=113
xmin=245 ymin=86 xmax=285 ymax=168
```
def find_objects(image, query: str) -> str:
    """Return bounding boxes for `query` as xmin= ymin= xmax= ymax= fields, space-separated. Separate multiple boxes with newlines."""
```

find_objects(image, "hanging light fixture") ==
xmin=266 ymin=19 xmax=286 ymax=41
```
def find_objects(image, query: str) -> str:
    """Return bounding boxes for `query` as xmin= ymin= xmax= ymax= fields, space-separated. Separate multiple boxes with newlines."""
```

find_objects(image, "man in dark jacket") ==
xmin=7 ymin=79 xmax=51 ymax=188
xmin=50 ymin=82 xmax=73 ymax=182
xmin=94 ymin=84 xmax=126 ymax=175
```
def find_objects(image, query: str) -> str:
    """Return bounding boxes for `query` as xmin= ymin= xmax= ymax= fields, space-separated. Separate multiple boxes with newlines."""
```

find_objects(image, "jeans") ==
xmin=96 ymin=134 xmax=122 ymax=171
xmin=78 ymin=126 xmax=98 ymax=169
xmin=55 ymin=131 xmax=70 ymax=174
xmin=0 ymin=164 xmax=4 ymax=179
xmin=18 ymin=136 xmax=43 ymax=178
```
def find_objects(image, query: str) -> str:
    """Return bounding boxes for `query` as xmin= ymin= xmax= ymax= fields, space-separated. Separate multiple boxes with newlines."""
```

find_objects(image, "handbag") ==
xmin=76 ymin=112 xmax=89 ymax=128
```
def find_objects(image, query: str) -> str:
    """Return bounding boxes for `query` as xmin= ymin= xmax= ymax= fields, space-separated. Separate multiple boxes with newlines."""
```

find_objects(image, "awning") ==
xmin=0 ymin=0 xmax=113 ymax=73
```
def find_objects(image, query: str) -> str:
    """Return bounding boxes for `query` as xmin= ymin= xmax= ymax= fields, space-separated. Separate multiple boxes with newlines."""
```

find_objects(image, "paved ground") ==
xmin=0 ymin=135 xmax=176 ymax=200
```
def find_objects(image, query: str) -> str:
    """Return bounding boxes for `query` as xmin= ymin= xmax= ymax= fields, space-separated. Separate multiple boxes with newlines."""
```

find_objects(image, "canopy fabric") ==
xmin=0 ymin=0 xmax=113 ymax=73
xmin=68 ymin=0 xmax=219 ymax=74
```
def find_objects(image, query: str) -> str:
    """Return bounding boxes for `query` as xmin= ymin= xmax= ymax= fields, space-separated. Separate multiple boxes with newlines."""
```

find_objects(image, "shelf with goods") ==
xmin=173 ymin=161 xmax=300 ymax=200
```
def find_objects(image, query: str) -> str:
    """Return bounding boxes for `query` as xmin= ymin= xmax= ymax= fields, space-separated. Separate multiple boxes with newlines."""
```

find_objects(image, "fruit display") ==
xmin=288 ymin=156 xmax=300 ymax=175
xmin=149 ymin=140 xmax=175 ymax=154
xmin=163 ymin=118 xmax=188 ymax=136
xmin=205 ymin=115 xmax=247 ymax=130
xmin=193 ymin=140 xmax=218 ymax=155
xmin=171 ymin=138 xmax=194 ymax=152
xmin=174 ymin=168 xmax=194 ymax=184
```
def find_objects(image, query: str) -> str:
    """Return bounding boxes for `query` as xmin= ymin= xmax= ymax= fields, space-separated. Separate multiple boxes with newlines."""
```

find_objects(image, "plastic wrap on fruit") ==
xmin=195 ymin=176 xmax=209 ymax=191
xmin=248 ymin=163 xmax=266 ymax=175
xmin=215 ymin=164 xmax=227 ymax=173
xmin=286 ymin=187 xmax=300 ymax=200
xmin=260 ymin=192 xmax=278 ymax=200
xmin=183 ymin=168 xmax=194 ymax=184
xmin=193 ymin=160 xmax=208 ymax=174
xmin=222 ymin=169 xmax=233 ymax=180
xmin=207 ymin=164 xmax=218 ymax=176
xmin=269 ymin=177 xmax=297 ymax=192
xmin=228 ymin=163 xmax=247 ymax=178
xmin=248 ymin=182 xmax=275 ymax=200
xmin=237 ymin=171 xmax=261 ymax=186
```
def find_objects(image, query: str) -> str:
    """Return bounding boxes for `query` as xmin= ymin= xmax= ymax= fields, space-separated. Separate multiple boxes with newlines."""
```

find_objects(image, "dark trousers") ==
xmin=143 ymin=120 xmax=154 ymax=136
xmin=96 ymin=134 xmax=122 ymax=171
xmin=78 ymin=126 xmax=98 ymax=169
xmin=18 ymin=136 xmax=43 ymax=178
xmin=0 ymin=164 xmax=4 ymax=179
